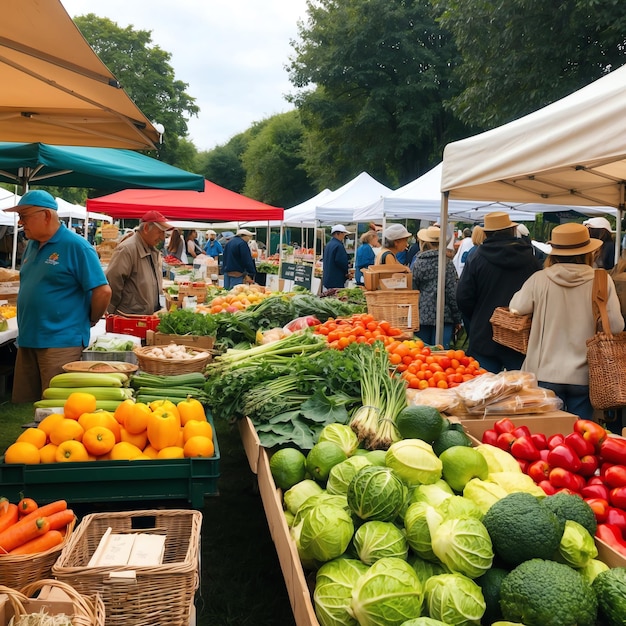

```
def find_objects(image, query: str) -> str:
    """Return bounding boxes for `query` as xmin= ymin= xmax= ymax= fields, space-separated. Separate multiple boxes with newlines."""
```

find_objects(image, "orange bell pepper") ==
xmin=177 ymin=398 xmax=206 ymax=425
xmin=147 ymin=408 xmax=181 ymax=451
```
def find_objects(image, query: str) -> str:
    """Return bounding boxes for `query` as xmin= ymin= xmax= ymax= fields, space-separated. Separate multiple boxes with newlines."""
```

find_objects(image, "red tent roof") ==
xmin=86 ymin=179 xmax=284 ymax=221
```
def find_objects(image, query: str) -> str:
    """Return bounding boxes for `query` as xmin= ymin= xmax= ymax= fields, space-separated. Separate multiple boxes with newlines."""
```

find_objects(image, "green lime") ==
xmin=306 ymin=441 xmax=347 ymax=484
xmin=432 ymin=429 xmax=473 ymax=456
xmin=439 ymin=445 xmax=489 ymax=492
xmin=269 ymin=448 xmax=307 ymax=490
xmin=396 ymin=405 xmax=445 ymax=442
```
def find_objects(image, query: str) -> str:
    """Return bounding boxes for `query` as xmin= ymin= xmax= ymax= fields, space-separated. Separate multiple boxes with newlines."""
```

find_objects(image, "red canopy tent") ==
xmin=86 ymin=179 xmax=284 ymax=221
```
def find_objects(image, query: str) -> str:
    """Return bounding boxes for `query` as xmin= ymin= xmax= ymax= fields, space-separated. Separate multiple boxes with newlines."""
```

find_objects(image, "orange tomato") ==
xmin=183 ymin=435 xmax=215 ymax=458
xmin=63 ymin=392 xmax=97 ymax=420
xmin=4 ymin=441 xmax=40 ymax=464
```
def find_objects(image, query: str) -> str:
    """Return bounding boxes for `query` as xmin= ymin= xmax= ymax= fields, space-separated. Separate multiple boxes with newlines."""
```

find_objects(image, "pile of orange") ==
xmin=196 ymin=284 xmax=273 ymax=314
xmin=3 ymin=393 xmax=215 ymax=465
xmin=313 ymin=313 xmax=404 ymax=349
xmin=386 ymin=339 xmax=486 ymax=390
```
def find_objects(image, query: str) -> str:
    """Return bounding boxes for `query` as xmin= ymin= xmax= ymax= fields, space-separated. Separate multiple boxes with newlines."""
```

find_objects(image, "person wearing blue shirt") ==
xmin=354 ymin=230 xmax=380 ymax=286
xmin=323 ymin=224 xmax=352 ymax=290
xmin=203 ymin=230 xmax=223 ymax=258
xmin=5 ymin=190 xmax=111 ymax=403
xmin=222 ymin=229 xmax=256 ymax=289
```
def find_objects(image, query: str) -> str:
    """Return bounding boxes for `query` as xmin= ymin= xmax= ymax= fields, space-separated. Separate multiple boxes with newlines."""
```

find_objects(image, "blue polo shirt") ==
xmin=17 ymin=224 xmax=108 ymax=348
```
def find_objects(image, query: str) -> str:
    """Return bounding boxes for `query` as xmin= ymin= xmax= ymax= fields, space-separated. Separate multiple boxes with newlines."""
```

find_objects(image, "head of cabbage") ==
xmin=386 ymin=439 xmax=443 ymax=486
xmin=318 ymin=423 xmax=360 ymax=457
xmin=327 ymin=455 xmax=373 ymax=496
xmin=404 ymin=502 xmax=444 ymax=562
xmin=299 ymin=503 xmax=355 ymax=563
xmin=353 ymin=521 xmax=409 ymax=565
xmin=424 ymin=573 xmax=486 ymax=626
xmin=350 ymin=557 xmax=423 ymax=626
xmin=347 ymin=466 xmax=406 ymax=522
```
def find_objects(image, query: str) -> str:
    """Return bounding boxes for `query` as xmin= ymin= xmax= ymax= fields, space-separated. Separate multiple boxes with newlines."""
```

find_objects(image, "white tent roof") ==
xmin=441 ymin=64 xmax=626 ymax=209
xmin=56 ymin=197 xmax=112 ymax=223
xmin=316 ymin=172 xmax=392 ymax=223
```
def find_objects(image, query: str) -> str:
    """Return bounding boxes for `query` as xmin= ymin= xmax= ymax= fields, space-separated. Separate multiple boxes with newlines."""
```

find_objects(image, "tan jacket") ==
xmin=106 ymin=232 xmax=162 ymax=316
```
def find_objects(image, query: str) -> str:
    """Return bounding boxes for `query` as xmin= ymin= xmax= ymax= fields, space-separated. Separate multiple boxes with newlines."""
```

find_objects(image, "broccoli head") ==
xmin=482 ymin=492 xmax=564 ymax=566
xmin=500 ymin=558 xmax=598 ymax=626
xmin=542 ymin=491 xmax=597 ymax=537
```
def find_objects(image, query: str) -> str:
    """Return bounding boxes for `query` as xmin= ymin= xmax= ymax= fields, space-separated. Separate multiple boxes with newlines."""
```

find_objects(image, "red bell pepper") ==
xmin=493 ymin=417 xmax=516 ymax=435
xmin=530 ymin=432 xmax=548 ymax=450
xmin=549 ymin=467 xmax=585 ymax=492
xmin=588 ymin=475 xmax=607 ymax=486
xmin=528 ymin=459 xmax=551 ymax=483
xmin=511 ymin=435 xmax=541 ymax=461
xmin=547 ymin=443 xmax=582 ymax=473
xmin=600 ymin=437 xmax=626 ymax=465
xmin=539 ymin=448 xmax=550 ymax=462
xmin=603 ymin=464 xmax=626 ymax=488
xmin=564 ymin=432 xmax=595 ymax=457
xmin=574 ymin=419 xmax=607 ymax=452
xmin=585 ymin=497 xmax=610 ymax=523
xmin=538 ymin=480 xmax=557 ymax=495
xmin=495 ymin=432 xmax=516 ymax=452
xmin=596 ymin=524 xmax=626 ymax=556
xmin=581 ymin=482 xmax=610 ymax=501
xmin=517 ymin=459 xmax=529 ymax=473
xmin=578 ymin=454 xmax=600 ymax=478
xmin=481 ymin=429 xmax=499 ymax=446
xmin=605 ymin=506 xmax=626 ymax=531
xmin=609 ymin=486 xmax=626 ymax=510
xmin=512 ymin=425 xmax=532 ymax=438
xmin=547 ymin=433 xmax=565 ymax=450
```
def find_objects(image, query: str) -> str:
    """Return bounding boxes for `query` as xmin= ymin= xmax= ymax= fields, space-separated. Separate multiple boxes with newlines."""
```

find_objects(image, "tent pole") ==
xmin=617 ymin=183 xmax=625 ymax=264
xmin=435 ymin=192 xmax=449 ymax=346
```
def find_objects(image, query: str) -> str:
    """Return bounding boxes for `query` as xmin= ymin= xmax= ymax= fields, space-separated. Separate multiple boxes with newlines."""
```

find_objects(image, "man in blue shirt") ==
xmin=203 ymin=230 xmax=223 ymax=258
xmin=5 ymin=190 xmax=111 ymax=402
xmin=222 ymin=229 xmax=256 ymax=289
xmin=323 ymin=224 xmax=352 ymax=290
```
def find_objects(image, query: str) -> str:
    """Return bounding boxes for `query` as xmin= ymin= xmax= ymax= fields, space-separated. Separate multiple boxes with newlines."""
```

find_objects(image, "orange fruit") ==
xmin=183 ymin=435 xmax=215 ymax=458
xmin=149 ymin=400 xmax=180 ymax=420
xmin=78 ymin=411 xmax=121 ymax=442
xmin=120 ymin=427 xmax=148 ymax=451
xmin=37 ymin=413 xmax=65 ymax=439
xmin=4 ymin=441 xmax=40 ymax=464
xmin=183 ymin=420 xmax=213 ymax=443
xmin=17 ymin=427 xmax=47 ymax=449
xmin=109 ymin=441 xmax=143 ymax=461
xmin=49 ymin=419 xmax=85 ymax=446
xmin=55 ymin=440 xmax=89 ymax=462
xmin=157 ymin=446 xmax=185 ymax=459
xmin=63 ymin=392 xmax=97 ymax=420
xmin=113 ymin=399 xmax=136 ymax=425
xmin=123 ymin=402 xmax=152 ymax=434
xmin=82 ymin=426 xmax=116 ymax=456
xmin=142 ymin=445 xmax=159 ymax=459
xmin=130 ymin=454 xmax=152 ymax=461
xmin=175 ymin=429 xmax=185 ymax=448
xmin=39 ymin=443 xmax=58 ymax=464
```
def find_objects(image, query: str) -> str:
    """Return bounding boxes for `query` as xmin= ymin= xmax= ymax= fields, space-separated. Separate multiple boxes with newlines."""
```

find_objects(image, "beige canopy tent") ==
xmin=436 ymin=63 xmax=626 ymax=343
xmin=0 ymin=0 xmax=161 ymax=150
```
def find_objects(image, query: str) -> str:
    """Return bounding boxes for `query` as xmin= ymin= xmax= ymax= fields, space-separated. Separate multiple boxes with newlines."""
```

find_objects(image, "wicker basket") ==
xmin=490 ymin=307 xmax=532 ymax=354
xmin=0 ymin=519 xmax=76 ymax=590
xmin=365 ymin=290 xmax=420 ymax=331
xmin=134 ymin=344 xmax=211 ymax=375
xmin=52 ymin=509 xmax=201 ymax=626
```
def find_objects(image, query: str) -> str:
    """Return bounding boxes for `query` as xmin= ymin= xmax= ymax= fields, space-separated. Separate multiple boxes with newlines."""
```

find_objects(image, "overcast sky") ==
xmin=61 ymin=0 xmax=310 ymax=152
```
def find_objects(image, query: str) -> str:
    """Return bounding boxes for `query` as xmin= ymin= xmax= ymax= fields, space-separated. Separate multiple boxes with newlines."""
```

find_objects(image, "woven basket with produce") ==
xmin=134 ymin=343 xmax=211 ymax=375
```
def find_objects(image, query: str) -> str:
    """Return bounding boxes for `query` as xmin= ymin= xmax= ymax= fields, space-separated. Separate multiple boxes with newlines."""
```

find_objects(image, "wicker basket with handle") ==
xmin=490 ymin=307 xmax=532 ymax=354
xmin=365 ymin=290 xmax=420 ymax=331
xmin=133 ymin=344 xmax=210 ymax=375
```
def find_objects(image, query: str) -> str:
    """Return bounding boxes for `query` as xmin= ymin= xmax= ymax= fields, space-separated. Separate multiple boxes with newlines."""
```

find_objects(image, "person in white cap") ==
xmin=323 ymin=225 xmax=352 ymax=289
xmin=457 ymin=212 xmax=543 ymax=373
xmin=222 ymin=229 xmax=256 ymax=289
xmin=203 ymin=229 xmax=223 ymax=259
xmin=583 ymin=216 xmax=615 ymax=270
xmin=377 ymin=223 xmax=411 ymax=265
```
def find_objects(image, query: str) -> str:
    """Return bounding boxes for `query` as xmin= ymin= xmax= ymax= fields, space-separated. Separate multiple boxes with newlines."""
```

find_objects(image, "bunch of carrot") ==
xmin=0 ymin=496 xmax=74 ymax=555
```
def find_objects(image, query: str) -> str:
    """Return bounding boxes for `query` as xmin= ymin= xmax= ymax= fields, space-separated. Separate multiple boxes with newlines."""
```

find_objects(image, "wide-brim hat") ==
xmin=482 ymin=211 xmax=518 ymax=232
xmin=547 ymin=222 xmax=603 ymax=256
xmin=417 ymin=226 xmax=441 ymax=243
xmin=383 ymin=223 xmax=411 ymax=241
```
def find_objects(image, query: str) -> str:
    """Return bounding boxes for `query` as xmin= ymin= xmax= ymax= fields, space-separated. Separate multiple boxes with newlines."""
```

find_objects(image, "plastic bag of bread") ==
xmin=481 ymin=387 xmax=564 ymax=415
xmin=455 ymin=370 xmax=533 ymax=410
xmin=406 ymin=386 xmax=464 ymax=414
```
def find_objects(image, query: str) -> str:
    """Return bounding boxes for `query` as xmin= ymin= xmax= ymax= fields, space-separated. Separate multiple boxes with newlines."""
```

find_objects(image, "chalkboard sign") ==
xmin=280 ymin=262 xmax=313 ymax=290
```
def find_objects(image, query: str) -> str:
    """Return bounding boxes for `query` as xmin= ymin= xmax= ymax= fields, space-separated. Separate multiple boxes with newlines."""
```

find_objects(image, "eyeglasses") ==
xmin=17 ymin=209 xmax=47 ymax=223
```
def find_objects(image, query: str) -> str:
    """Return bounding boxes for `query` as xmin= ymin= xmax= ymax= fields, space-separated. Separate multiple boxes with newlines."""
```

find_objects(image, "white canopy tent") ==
xmin=434 ymin=63 xmax=626 ymax=342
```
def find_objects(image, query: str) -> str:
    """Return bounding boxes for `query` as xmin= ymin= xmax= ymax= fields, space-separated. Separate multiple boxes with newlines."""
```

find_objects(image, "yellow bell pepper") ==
xmin=147 ymin=408 xmax=181 ymax=451
xmin=177 ymin=398 xmax=206 ymax=425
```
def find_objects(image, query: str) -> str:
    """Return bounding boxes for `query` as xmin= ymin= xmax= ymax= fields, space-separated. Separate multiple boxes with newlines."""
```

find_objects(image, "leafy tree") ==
xmin=288 ymin=0 xmax=472 ymax=187
xmin=73 ymin=14 xmax=200 ymax=168
xmin=242 ymin=111 xmax=317 ymax=207
xmin=195 ymin=135 xmax=249 ymax=193
xmin=432 ymin=0 xmax=626 ymax=128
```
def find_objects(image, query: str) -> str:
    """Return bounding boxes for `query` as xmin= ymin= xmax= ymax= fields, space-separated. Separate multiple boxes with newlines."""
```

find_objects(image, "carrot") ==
xmin=19 ymin=499 xmax=67 ymax=525
xmin=18 ymin=496 xmax=38 ymax=517
xmin=8 ymin=529 xmax=64 ymax=555
xmin=46 ymin=509 xmax=75 ymax=532
xmin=0 ymin=516 xmax=50 ymax=553
xmin=0 ymin=503 xmax=18 ymax=534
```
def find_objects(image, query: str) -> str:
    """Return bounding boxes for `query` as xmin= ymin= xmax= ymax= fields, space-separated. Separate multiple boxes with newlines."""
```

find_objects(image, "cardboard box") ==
xmin=362 ymin=264 xmax=411 ymax=291
xmin=146 ymin=330 xmax=215 ymax=350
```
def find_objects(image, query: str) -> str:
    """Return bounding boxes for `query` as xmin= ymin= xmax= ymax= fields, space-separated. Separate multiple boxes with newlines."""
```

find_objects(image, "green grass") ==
xmin=0 ymin=399 xmax=296 ymax=626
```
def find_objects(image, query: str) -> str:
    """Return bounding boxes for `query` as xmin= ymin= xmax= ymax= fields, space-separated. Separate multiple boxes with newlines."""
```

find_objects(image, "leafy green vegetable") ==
xmin=157 ymin=308 xmax=217 ymax=336
xmin=424 ymin=573 xmax=487 ymax=626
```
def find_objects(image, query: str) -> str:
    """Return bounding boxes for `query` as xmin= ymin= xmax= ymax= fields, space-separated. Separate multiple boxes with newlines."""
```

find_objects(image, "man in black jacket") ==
xmin=456 ymin=212 xmax=542 ymax=373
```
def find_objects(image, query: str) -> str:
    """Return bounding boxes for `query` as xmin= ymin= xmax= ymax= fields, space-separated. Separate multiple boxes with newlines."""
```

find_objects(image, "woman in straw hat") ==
xmin=457 ymin=211 xmax=542 ymax=373
xmin=412 ymin=226 xmax=461 ymax=348
xmin=509 ymin=222 xmax=624 ymax=419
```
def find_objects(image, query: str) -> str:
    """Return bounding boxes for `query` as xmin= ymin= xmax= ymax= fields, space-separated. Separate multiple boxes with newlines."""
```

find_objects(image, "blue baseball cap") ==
xmin=5 ymin=190 xmax=58 ymax=212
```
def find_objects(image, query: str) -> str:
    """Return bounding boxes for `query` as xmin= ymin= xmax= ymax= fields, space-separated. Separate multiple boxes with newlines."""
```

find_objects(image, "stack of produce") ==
xmin=34 ymin=372 xmax=133 ymax=411
xmin=4 ymin=392 xmax=215 ymax=463
xmin=268 ymin=405 xmax=626 ymax=626
xmin=130 ymin=371 xmax=208 ymax=404
xmin=196 ymin=283 xmax=273 ymax=314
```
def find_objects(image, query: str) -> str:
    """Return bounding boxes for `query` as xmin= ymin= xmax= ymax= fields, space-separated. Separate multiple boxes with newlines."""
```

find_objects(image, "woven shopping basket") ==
xmin=490 ymin=307 xmax=532 ymax=354
xmin=365 ymin=290 xmax=420 ymax=332
xmin=0 ymin=518 xmax=76 ymax=589
xmin=52 ymin=509 xmax=202 ymax=626
xmin=0 ymin=579 xmax=104 ymax=626
xmin=133 ymin=344 xmax=211 ymax=375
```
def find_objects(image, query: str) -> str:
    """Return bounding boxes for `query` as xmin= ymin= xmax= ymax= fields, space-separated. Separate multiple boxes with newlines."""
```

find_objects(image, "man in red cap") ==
xmin=106 ymin=210 xmax=172 ymax=315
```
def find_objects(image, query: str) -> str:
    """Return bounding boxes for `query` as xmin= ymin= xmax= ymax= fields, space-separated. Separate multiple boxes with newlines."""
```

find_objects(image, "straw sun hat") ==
xmin=482 ymin=211 xmax=518 ymax=232
xmin=547 ymin=223 xmax=603 ymax=256
xmin=417 ymin=226 xmax=441 ymax=242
